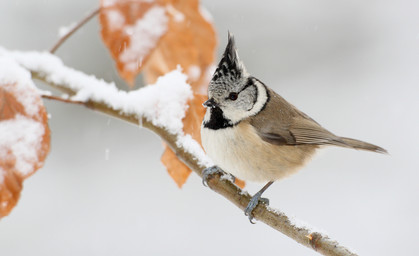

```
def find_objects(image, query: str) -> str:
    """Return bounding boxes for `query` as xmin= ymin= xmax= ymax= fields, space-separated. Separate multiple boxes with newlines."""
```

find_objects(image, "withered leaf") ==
xmin=0 ymin=83 xmax=50 ymax=217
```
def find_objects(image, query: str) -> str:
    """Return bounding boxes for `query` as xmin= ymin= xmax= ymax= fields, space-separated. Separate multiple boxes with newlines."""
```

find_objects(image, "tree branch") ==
xmin=42 ymin=94 xmax=86 ymax=105
xmin=27 ymin=70 xmax=357 ymax=256
xmin=50 ymin=7 xmax=100 ymax=53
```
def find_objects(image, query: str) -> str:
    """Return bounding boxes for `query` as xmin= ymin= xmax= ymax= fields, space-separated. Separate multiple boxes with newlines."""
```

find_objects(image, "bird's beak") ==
xmin=203 ymin=98 xmax=217 ymax=108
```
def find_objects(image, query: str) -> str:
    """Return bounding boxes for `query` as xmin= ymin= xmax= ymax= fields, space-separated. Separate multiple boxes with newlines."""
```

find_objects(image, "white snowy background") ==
xmin=1 ymin=0 xmax=418 ymax=255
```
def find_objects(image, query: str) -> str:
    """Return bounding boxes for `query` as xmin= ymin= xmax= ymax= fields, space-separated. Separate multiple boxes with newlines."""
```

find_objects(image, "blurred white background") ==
xmin=1 ymin=0 xmax=418 ymax=255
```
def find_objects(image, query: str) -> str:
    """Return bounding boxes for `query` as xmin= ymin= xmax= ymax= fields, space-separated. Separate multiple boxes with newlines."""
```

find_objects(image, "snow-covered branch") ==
xmin=0 ymin=48 xmax=357 ymax=256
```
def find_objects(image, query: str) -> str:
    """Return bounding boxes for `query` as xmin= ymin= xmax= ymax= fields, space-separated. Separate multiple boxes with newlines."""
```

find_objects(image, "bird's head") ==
xmin=204 ymin=33 xmax=268 ymax=125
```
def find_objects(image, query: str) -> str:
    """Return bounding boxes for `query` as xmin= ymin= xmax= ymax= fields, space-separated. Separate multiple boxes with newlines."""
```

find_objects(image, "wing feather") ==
xmin=250 ymin=88 xmax=347 ymax=147
xmin=249 ymin=88 xmax=385 ymax=153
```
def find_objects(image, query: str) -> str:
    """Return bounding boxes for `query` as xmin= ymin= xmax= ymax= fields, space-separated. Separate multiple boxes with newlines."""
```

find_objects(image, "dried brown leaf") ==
xmin=99 ymin=0 xmax=168 ymax=86
xmin=161 ymin=145 xmax=191 ymax=188
xmin=0 ymin=84 xmax=50 ymax=217
xmin=143 ymin=0 xmax=216 ymax=93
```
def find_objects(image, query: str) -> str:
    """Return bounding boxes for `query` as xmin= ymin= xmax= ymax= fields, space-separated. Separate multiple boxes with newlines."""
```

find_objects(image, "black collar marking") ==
xmin=203 ymin=106 xmax=234 ymax=130
xmin=240 ymin=78 xmax=254 ymax=93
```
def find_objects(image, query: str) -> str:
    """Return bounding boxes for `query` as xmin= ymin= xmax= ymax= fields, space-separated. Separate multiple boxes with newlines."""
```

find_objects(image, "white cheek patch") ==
xmin=223 ymin=81 xmax=268 ymax=124
xmin=248 ymin=81 xmax=268 ymax=115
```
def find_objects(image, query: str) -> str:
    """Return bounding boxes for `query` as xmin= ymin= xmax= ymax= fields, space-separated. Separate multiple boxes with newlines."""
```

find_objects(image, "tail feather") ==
xmin=339 ymin=137 xmax=387 ymax=154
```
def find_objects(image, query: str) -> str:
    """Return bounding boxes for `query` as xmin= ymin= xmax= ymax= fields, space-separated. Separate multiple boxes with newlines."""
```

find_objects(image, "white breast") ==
xmin=201 ymin=121 xmax=314 ymax=183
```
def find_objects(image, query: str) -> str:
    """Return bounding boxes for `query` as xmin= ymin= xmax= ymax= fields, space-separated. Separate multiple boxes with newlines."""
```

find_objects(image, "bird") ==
xmin=200 ymin=33 xmax=386 ymax=223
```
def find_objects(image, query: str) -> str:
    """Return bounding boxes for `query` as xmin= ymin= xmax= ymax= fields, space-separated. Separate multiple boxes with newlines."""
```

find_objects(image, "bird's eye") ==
xmin=228 ymin=92 xmax=238 ymax=101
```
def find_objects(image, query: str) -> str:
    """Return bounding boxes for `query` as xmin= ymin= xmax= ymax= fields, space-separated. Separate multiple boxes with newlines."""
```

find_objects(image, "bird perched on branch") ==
xmin=201 ymin=32 xmax=386 ymax=223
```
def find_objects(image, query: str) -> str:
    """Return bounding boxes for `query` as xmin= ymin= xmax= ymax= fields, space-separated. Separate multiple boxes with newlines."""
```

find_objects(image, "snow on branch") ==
xmin=3 ymin=48 xmax=189 ymax=131
xmin=0 ymin=47 xmax=212 ymax=168
xmin=0 ymin=47 xmax=357 ymax=256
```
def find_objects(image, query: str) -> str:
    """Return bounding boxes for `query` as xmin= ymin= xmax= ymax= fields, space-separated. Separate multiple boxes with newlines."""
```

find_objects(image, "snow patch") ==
xmin=220 ymin=172 xmax=235 ymax=183
xmin=105 ymin=9 xmax=125 ymax=31
xmin=176 ymin=134 xmax=213 ymax=168
xmin=166 ymin=5 xmax=185 ymax=22
xmin=0 ymin=115 xmax=45 ymax=177
xmin=119 ymin=6 xmax=168 ymax=71
xmin=0 ymin=56 xmax=41 ymax=117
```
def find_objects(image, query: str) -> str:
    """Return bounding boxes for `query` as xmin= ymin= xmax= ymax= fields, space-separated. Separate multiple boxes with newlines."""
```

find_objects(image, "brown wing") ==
xmin=287 ymin=118 xmax=347 ymax=146
xmin=250 ymin=88 xmax=387 ymax=153
xmin=250 ymin=88 xmax=347 ymax=147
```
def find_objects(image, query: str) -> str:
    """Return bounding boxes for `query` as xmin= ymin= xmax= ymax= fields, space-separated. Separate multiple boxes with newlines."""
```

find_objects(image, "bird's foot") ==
xmin=202 ymin=166 xmax=226 ymax=186
xmin=230 ymin=174 xmax=236 ymax=184
xmin=244 ymin=191 xmax=270 ymax=224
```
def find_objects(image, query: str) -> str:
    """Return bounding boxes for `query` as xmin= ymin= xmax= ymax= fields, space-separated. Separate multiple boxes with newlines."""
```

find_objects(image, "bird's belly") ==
xmin=201 ymin=122 xmax=316 ymax=183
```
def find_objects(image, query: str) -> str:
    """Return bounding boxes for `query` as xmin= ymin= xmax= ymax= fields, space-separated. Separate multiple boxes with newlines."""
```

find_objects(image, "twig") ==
xmin=31 ymin=70 xmax=358 ymax=256
xmin=50 ymin=7 xmax=100 ymax=53
xmin=42 ymin=94 xmax=85 ymax=105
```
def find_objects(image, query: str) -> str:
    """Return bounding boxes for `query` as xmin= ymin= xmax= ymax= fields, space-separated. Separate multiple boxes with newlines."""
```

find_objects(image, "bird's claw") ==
xmin=244 ymin=192 xmax=270 ymax=224
xmin=203 ymin=167 xmax=270 ymax=224
xmin=202 ymin=166 xmax=224 ymax=186
xmin=230 ymin=174 xmax=236 ymax=184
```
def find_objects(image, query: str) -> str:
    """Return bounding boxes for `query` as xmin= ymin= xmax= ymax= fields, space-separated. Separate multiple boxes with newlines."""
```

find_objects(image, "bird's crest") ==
xmin=211 ymin=32 xmax=247 ymax=83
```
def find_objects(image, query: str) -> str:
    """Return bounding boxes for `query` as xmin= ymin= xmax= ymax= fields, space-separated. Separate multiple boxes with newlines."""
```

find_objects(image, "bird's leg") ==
xmin=245 ymin=181 xmax=274 ymax=223
xmin=202 ymin=166 xmax=229 ymax=186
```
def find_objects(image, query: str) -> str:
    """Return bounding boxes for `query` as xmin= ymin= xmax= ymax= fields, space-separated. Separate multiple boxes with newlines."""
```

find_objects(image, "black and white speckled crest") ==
xmin=208 ymin=32 xmax=248 ymax=98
